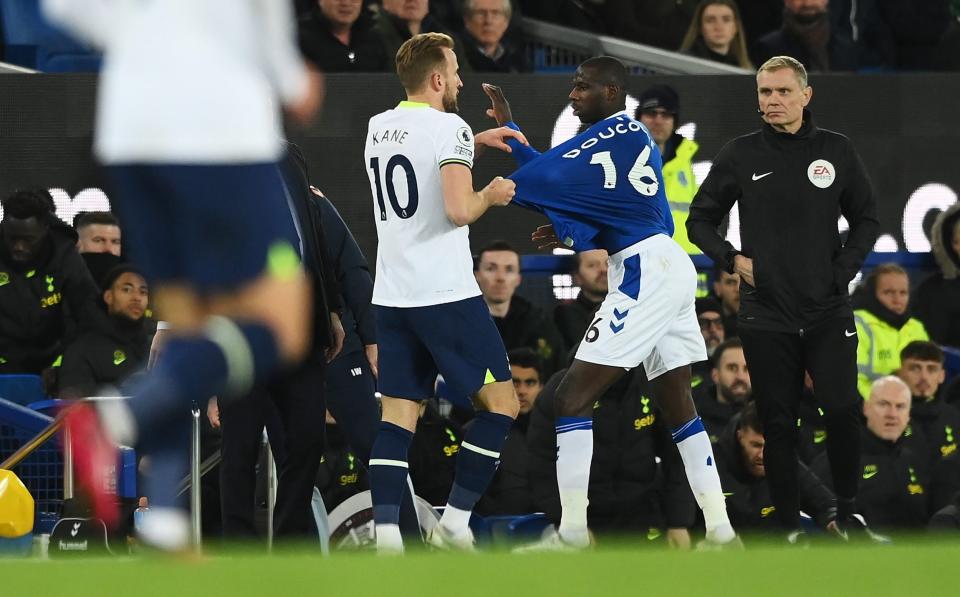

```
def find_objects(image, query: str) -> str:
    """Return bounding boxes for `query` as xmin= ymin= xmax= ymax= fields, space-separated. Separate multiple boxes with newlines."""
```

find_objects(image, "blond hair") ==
xmin=758 ymin=56 xmax=809 ymax=88
xmin=395 ymin=32 xmax=455 ymax=93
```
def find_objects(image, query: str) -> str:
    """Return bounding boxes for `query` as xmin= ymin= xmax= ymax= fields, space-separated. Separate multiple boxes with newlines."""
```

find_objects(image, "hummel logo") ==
xmin=845 ymin=330 xmax=857 ymax=337
xmin=71 ymin=522 xmax=81 ymax=537
xmin=752 ymin=172 xmax=773 ymax=181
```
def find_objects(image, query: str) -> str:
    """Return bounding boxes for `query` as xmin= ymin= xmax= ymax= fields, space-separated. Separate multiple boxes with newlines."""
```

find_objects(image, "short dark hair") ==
xmin=508 ymin=347 xmax=543 ymax=381
xmin=579 ymin=56 xmax=627 ymax=91
xmin=711 ymin=337 xmax=743 ymax=370
xmin=900 ymin=340 xmax=944 ymax=365
xmin=1 ymin=190 xmax=52 ymax=221
xmin=475 ymin=240 xmax=519 ymax=270
xmin=739 ymin=401 xmax=763 ymax=434
xmin=74 ymin=211 xmax=119 ymax=231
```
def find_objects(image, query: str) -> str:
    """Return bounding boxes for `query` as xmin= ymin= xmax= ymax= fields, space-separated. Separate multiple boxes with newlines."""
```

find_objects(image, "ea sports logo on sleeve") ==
xmin=807 ymin=159 xmax=836 ymax=189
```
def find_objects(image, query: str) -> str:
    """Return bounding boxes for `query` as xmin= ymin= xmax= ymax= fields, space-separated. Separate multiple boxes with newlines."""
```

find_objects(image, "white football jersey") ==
xmin=365 ymin=102 xmax=480 ymax=307
xmin=43 ymin=0 xmax=307 ymax=164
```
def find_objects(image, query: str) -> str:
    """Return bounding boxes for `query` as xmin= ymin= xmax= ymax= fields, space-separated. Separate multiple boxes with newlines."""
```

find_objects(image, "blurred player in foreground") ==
xmin=43 ymin=0 xmax=324 ymax=550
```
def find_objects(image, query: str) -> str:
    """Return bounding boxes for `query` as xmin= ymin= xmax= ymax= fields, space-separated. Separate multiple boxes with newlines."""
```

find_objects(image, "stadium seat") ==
xmin=0 ymin=375 xmax=46 ymax=408
xmin=0 ymin=0 xmax=101 ymax=72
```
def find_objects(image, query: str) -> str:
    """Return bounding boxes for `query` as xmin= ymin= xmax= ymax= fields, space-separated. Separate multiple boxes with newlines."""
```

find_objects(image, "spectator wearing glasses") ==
xmin=461 ymin=0 xmax=530 ymax=72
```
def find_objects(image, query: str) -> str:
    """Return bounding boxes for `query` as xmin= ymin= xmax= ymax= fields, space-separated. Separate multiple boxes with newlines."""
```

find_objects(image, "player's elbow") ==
xmin=444 ymin=201 xmax=473 ymax=227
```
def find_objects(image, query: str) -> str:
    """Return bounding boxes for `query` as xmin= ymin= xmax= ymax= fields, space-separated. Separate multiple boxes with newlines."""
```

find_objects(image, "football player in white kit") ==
xmin=363 ymin=32 xmax=530 ymax=553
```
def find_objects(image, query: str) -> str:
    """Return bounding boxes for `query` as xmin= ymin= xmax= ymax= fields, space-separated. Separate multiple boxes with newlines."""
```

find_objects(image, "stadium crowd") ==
xmin=2 ymin=0 xmax=960 ymax=552
xmin=287 ymin=0 xmax=960 ymax=73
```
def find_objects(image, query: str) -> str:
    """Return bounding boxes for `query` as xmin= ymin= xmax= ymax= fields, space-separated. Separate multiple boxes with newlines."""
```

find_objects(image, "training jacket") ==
xmin=687 ymin=111 xmax=879 ymax=334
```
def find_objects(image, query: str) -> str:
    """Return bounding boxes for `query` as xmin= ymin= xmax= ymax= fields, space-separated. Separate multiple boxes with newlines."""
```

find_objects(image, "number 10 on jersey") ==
xmin=370 ymin=155 xmax=420 ymax=220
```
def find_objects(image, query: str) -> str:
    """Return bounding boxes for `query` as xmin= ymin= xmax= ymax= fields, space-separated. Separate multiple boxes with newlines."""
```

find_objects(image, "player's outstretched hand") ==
xmin=483 ymin=176 xmax=516 ymax=207
xmin=531 ymin=224 xmax=560 ymax=250
xmin=482 ymin=83 xmax=513 ymax=125
xmin=474 ymin=126 xmax=528 ymax=154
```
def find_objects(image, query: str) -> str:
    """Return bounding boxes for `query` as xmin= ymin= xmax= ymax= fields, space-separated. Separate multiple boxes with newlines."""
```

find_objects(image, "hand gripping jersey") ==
xmin=506 ymin=112 xmax=674 ymax=253
xmin=364 ymin=101 xmax=482 ymax=307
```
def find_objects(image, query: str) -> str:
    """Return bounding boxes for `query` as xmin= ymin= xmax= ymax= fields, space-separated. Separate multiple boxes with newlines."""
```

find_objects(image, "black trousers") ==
xmin=739 ymin=316 xmax=862 ymax=529
xmin=219 ymin=359 xmax=327 ymax=539
xmin=219 ymin=350 xmax=421 ymax=541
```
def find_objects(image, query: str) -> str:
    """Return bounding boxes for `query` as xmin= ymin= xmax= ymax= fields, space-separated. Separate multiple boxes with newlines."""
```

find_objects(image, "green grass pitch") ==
xmin=3 ymin=539 xmax=958 ymax=596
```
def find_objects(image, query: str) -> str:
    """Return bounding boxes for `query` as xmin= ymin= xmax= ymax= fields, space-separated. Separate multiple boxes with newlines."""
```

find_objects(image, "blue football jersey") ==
xmin=506 ymin=112 xmax=674 ymax=253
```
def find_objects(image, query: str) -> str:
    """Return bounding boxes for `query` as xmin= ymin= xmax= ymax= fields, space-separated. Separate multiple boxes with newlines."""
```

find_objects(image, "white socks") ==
xmin=375 ymin=523 xmax=403 ymax=554
xmin=675 ymin=430 xmax=732 ymax=538
xmin=438 ymin=505 xmax=472 ymax=537
xmin=556 ymin=425 xmax=593 ymax=547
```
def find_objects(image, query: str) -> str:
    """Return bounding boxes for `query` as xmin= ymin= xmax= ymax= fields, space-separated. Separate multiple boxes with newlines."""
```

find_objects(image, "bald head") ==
xmin=865 ymin=376 xmax=911 ymax=441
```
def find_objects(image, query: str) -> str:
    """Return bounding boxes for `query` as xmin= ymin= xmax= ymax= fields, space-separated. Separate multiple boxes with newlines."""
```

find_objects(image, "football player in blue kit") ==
xmin=482 ymin=57 xmax=737 ymax=550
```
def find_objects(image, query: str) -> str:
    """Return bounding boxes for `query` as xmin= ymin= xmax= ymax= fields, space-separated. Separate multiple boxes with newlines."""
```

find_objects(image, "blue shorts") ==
xmin=375 ymin=296 xmax=511 ymax=406
xmin=106 ymin=162 xmax=300 ymax=294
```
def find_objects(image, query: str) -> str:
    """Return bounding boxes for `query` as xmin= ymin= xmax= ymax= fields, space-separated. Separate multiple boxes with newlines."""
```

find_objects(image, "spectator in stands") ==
xmin=0 ymin=190 xmax=100 ymax=375
xmin=680 ymin=0 xmax=754 ymax=69
xmin=474 ymin=347 xmax=541 ymax=516
xmin=813 ymin=376 xmax=930 ymax=531
xmin=754 ymin=0 xmax=858 ymax=72
xmin=554 ymin=249 xmax=607 ymax=348
xmin=475 ymin=240 xmax=565 ymax=377
xmin=634 ymin=85 xmax=701 ymax=255
xmin=408 ymin=399 xmax=462 ymax=506
xmin=298 ymin=0 xmax=389 ymax=72
xmin=913 ymin=201 xmax=960 ymax=348
xmin=373 ymin=0 xmax=471 ymax=71
xmin=461 ymin=0 xmax=530 ymax=72
xmin=527 ymin=367 xmax=696 ymax=545
xmin=713 ymin=266 xmax=740 ymax=337
xmin=693 ymin=337 xmax=751 ymax=444
xmin=897 ymin=341 xmax=960 ymax=469
xmin=74 ymin=211 xmax=121 ymax=256
xmin=716 ymin=402 xmax=837 ymax=537
xmin=692 ymin=297 xmax=725 ymax=388
xmin=595 ymin=0 xmax=699 ymax=52
xmin=854 ymin=264 xmax=930 ymax=399
xmin=58 ymin=263 xmax=155 ymax=399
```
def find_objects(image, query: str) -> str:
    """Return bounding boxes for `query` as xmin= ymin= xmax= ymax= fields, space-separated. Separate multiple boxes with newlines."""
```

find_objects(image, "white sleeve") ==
xmin=436 ymin=116 xmax=475 ymax=170
xmin=41 ymin=0 xmax=119 ymax=49
xmin=251 ymin=0 xmax=310 ymax=107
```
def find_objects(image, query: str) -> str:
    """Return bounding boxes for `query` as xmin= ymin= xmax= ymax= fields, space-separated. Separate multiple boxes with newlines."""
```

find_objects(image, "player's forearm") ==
xmin=445 ymin=190 xmax=491 ymax=227
xmin=504 ymin=122 xmax=540 ymax=166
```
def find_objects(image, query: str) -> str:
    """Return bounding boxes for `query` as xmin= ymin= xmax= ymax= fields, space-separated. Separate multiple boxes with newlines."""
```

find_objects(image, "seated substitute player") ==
xmin=481 ymin=57 xmax=736 ymax=550
xmin=363 ymin=32 xmax=528 ymax=553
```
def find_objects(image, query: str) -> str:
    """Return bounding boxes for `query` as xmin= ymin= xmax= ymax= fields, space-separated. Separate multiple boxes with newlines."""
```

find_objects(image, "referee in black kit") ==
xmin=687 ymin=56 xmax=879 ymax=540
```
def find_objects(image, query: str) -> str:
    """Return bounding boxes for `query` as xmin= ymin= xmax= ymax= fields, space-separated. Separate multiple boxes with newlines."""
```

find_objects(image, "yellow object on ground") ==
xmin=0 ymin=469 xmax=34 ymax=538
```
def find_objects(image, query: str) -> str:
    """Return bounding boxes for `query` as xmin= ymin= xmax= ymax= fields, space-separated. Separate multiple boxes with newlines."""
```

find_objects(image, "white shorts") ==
xmin=575 ymin=234 xmax=707 ymax=379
